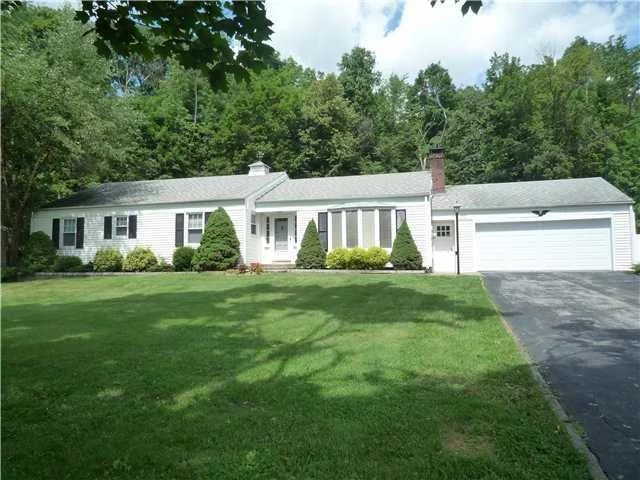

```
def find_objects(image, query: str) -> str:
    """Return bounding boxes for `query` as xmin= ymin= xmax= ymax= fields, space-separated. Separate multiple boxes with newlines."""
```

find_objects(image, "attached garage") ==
xmin=475 ymin=219 xmax=612 ymax=271
xmin=432 ymin=177 xmax=635 ymax=273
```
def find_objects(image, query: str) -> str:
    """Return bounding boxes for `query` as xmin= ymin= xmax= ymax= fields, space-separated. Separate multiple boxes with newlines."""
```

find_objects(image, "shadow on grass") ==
xmin=2 ymin=280 xmax=589 ymax=479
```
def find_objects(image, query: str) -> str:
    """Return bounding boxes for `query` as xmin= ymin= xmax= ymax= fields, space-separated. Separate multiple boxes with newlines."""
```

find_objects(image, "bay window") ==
xmin=379 ymin=209 xmax=392 ymax=248
xmin=331 ymin=211 xmax=342 ymax=248
xmin=362 ymin=210 xmax=375 ymax=247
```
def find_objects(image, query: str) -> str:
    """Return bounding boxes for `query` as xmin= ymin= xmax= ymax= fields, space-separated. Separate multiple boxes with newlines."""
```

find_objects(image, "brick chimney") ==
xmin=429 ymin=147 xmax=445 ymax=193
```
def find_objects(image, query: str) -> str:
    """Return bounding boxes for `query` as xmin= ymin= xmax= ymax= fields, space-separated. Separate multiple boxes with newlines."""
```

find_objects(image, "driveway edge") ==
xmin=481 ymin=277 xmax=608 ymax=480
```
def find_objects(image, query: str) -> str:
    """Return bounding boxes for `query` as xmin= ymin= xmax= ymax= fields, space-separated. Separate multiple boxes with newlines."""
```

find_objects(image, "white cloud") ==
xmin=267 ymin=0 xmax=638 ymax=85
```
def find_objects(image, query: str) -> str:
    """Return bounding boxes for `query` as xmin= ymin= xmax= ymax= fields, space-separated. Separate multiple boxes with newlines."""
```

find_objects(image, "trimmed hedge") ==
xmin=149 ymin=258 xmax=174 ymax=272
xmin=52 ymin=256 xmax=83 ymax=272
xmin=326 ymin=247 xmax=390 ymax=270
xmin=390 ymin=222 xmax=422 ymax=270
xmin=296 ymin=220 xmax=326 ymax=269
xmin=123 ymin=247 xmax=158 ymax=272
xmin=192 ymin=208 xmax=240 ymax=271
xmin=173 ymin=246 xmax=195 ymax=271
xmin=23 ymin=231 xmax=56 ymax=272
xmin=93 ymin=248 xmax=123 ymax=272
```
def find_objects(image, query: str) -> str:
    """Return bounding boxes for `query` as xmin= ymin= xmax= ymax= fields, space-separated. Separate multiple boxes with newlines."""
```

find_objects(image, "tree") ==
xmin=430 ymin=0 xmax=483 ymax=15
xmin=192 ymin=208 xmax=240 ymax=271
xmin=296 ymin=220 xmax=326 ymax=269
xmin=295 ymin=75 xmax=360 ymax=177
xmin=1 ymin=5 xmax=133 ymax=264
xmin=338 ymin=47 xmax=381 ymax=117
xmin=390 ymin=222 xmax=423 ymax=270
xmin=75 ymin=1 xmax=276 ymax=90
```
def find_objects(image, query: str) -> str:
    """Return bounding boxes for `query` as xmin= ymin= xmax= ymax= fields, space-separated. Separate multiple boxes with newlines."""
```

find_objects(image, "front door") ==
xmin=433 ymin=222 xmax=455 ymax=273
xmin=274 ymin=218 xmax=289 ymax=260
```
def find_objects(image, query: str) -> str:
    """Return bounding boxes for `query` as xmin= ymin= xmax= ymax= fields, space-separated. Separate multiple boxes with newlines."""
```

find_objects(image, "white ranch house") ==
xmin=31 ymin=151 xmax=636 ymax=272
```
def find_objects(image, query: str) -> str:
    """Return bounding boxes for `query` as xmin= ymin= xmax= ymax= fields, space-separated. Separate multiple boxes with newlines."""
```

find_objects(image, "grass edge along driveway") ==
xmin=2 ymin=274 xmax=589 ymax=479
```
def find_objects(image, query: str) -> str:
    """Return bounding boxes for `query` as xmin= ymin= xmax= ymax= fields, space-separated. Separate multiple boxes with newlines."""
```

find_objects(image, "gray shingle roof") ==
xmin=432 ymin=177 xmax=633 ymax=211
xmin=257 ymin=171 xmax=432 ymax=203
xmin=44 ymin=173 xmax=287 ymax=209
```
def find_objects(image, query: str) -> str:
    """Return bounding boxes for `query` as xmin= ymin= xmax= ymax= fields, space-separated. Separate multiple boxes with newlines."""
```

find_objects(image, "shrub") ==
xmin=390 ymin=222 xmax=423 ymax=270
xmin=23 ymin=231 xmax=56 ymax=272
xmin=326 ymin=248 xmax=351 ymax=269
xmin=365 ymin=247 xmax=389 ymax=269
xmin=93 ymin=248 xmax=123 ymax=272
xmin=52 ymin=255 xmax=83 ymax=272
xmin=347 ymin=247 xmax=367 ymax=269
xmin=192 ymin=208 xmax=240 ymax=271
xmin=296 ymin=220 xmax=326 ymax=269
xmin=633 ymin=263 xmax=640 ymax=275
xmin=173 ymin=246 xmax=195 ymax=272
xmin=149 ymin=258 xmax=174 ymax=272
xmin=1 ymin=266 xmax=19 ymax=282
xmin=123 ymin=247 xmax=158 ymax=272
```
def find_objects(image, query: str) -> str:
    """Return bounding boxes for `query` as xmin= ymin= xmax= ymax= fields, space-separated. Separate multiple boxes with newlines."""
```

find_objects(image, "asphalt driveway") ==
xmin=483 ymin=272 xmax=640 ymax=480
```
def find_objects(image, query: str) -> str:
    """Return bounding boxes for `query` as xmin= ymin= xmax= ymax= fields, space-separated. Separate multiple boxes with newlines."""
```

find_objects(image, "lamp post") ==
xmin=453 ymin=204 xmax=461 ymax=275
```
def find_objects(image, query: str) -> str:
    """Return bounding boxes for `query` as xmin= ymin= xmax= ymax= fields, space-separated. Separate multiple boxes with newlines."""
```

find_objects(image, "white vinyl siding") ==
xmin=362 ymin=210 xmax=375 ymax=248
xmin=30 ymin=202 xmax=247 ymax=264
xmin=331 ymin=211 xmax=342 ymax=249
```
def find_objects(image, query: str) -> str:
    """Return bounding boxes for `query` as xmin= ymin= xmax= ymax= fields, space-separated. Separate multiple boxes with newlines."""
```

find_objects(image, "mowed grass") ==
xmin=2 ymin=274 xmax=588 ymax=479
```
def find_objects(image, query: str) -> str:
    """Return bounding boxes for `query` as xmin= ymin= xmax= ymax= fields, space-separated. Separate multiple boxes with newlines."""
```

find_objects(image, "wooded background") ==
xmin=2 ymin=5 xmax=638 ymax=264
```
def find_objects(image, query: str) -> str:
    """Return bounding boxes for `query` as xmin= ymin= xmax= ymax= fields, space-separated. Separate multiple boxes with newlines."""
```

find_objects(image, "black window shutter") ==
xmin=52 ymin=218 xmax=60 ymax=249
xmin=204 ymin=211 xmax=212 ymax=226
xmin=175 ymin=213 xmax=184 ymax=247
xmin=128 ymin=215 xmax=137 ymax=239
xmin=104 ymin=216 xmax=112 ymax=239
xmin=318 ymin=212 xmax=328 ymax=250
xmin=75 ymin=217 xmax=84 ymax=249
xmin=265 ymin=216 xmax=270 ymax=244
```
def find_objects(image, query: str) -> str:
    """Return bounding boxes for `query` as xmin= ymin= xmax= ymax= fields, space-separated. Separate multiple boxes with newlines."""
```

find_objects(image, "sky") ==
xmin=36 ymin=0 xmax=640 ymax=86
xmin=266 ymin=0 xmax=640 ymax=85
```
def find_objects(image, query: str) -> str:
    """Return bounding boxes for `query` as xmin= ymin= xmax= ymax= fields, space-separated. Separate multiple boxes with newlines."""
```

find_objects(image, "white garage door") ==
xmin=476 ymin=219 xmax=612 ymax=271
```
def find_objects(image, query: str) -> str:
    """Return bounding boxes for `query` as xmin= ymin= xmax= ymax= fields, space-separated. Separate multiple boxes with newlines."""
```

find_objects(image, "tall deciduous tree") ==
xmin=1 ymin=5 xmax=133 ymax=263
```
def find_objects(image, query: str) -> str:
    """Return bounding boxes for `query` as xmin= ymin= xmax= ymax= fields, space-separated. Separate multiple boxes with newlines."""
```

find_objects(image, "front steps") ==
xmin=262 ymin=263 xmax=296 ymax=272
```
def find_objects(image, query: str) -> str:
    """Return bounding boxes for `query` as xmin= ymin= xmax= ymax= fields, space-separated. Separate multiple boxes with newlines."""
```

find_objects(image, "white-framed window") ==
xmin=251 ymin=214 xmax=257 ymax=235
xmin=63 ymin=218 xmax=76 ymax=247
xmin=436 ymin=225 xmax=451 ymax=237
xmin=188 ymin=213 xmax=204 ymax=244
xmin=115 ymin=216 xmax=128 ymax=237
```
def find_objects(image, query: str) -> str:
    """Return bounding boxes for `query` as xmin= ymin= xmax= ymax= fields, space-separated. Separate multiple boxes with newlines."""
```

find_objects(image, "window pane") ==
xmin=379 ymin=209 xmax=392 ymax=248
xmin=331 ymin=211 xmax=342 ymax=248
xmin=396 ymin=209 xmax=406 ymax=230
xmin=346 ymin=210 xmax=358 ymax=247
xmin=188 ymin=230 xmax=202 ymax=243
xmin=63 ymin=232 xmax=75 ymax=246
xmin=188 ymin=213 xmax=202 ymax=229
xmin=63 ymin=219 xmax=75 ymax=233
xmin=362 ymin=210 xmax=375 ymax=248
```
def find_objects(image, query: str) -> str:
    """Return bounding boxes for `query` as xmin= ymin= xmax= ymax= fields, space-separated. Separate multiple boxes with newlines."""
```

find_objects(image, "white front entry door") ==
xmin=433 ymin=222 xmax=456 ymax=273
xmin=274 ymin=218 xmax=289 ymax=260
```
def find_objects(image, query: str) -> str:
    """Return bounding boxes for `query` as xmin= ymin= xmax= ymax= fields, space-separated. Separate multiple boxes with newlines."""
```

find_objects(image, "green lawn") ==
xmin=2 ymin=274 xmax=588 ymax=479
